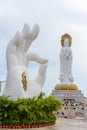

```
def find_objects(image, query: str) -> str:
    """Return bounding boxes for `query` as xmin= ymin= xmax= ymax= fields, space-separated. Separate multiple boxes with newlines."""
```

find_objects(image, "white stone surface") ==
xmin=59 ymin=38 xmax=73 ymax=84
xmin=2 ymin=23 xmax=48 ymax=100
xmin=51 ymin=90 xmax=87 ymax=102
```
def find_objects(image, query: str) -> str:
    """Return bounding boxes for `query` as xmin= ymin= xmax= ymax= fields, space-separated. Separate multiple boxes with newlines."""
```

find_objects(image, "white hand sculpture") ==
xmin=3 ymin=23 xmax=48 ymax=100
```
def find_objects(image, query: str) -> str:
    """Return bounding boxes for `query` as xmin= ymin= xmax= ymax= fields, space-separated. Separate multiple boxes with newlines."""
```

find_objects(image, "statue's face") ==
xmin=64 ymin=38 xmax=69 ymax=47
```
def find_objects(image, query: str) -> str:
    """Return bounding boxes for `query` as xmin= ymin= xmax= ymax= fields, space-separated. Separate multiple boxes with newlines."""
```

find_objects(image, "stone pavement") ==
xmin=2 ymin=118 xmax=87 ymax=130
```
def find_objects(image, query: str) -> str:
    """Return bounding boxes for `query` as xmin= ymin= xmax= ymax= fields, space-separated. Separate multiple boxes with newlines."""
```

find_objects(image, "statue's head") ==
xmin=64 ymin=38 xmax=69 ymax=47
xmin=61 ymin=33 xmax=72 ymax=47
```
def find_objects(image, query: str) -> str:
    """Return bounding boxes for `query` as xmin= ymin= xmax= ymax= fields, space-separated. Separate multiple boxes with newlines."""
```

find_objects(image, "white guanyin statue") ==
xmin=2 ymin=23 xmax=48 ymax=100
xmin=59 ymin=34 xmax=74 ymax=84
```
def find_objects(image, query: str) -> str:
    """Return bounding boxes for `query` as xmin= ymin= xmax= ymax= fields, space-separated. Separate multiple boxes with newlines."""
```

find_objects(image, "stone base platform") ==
xmin=51 ymin=89 xmax=87 ymax=102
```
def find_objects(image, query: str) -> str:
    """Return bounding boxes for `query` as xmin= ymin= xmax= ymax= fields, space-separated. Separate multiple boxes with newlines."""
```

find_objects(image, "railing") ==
xmin=57 ymin=102 xmax=87 ymax=120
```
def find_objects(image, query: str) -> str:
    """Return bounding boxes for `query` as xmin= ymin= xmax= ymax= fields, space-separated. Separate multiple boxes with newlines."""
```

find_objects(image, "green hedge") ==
xmin=0 ymin=93 xmax=62 ymax=125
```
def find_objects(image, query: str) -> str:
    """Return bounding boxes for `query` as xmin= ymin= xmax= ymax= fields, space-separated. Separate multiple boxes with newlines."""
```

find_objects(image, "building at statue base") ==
xmin=51 ymin=34 xmax=87 ymax=103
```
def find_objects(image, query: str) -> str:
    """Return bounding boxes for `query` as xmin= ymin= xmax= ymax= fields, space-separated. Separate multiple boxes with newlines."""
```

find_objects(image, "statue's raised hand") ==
xmin=3 ymin=23 xmax=48 ymax=100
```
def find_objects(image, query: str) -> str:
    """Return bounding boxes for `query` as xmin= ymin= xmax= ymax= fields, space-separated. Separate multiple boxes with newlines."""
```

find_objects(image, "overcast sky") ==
xmin=0 ymin=0 xmax=87 ymax=97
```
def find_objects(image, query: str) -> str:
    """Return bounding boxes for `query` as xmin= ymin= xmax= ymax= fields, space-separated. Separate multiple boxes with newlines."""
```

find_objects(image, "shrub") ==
xmin=0 ymin=93 xmax=62 ymax=125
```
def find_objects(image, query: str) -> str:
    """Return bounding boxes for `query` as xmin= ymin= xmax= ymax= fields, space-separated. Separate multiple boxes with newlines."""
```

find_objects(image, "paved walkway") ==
xmin=2 ymin=118 xmax=87 ymax=130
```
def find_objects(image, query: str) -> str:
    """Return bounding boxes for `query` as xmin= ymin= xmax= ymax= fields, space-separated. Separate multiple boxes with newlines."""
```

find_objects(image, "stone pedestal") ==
xmin=51 ymin=84 xmax=87 ymax=102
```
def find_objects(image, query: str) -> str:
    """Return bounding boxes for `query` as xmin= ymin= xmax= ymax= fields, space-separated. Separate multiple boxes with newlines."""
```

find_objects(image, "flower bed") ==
xmin=0 ymin=122 xmax=55 ymax=129
xmin=0 ymin=93 xmax=62 ymax=129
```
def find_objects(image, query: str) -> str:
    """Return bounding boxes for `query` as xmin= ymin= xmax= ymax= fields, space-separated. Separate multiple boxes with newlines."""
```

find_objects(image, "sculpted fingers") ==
xmin=30 ymin=24 xmax=40 ymax=41
xmin=22 ymin=23 xmax=30 ymax=41
xmin=22 ymin=23 xmax=40 ymax=41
